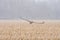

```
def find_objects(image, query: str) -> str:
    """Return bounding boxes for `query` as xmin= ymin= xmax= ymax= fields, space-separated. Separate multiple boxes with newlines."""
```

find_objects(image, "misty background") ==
xmin=0 ymin=0 xmax=60 ymax=19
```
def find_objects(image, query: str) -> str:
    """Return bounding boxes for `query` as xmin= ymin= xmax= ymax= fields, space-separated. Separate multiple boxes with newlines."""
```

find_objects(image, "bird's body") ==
xmin=20 ymin=17 xmax=45 ymax=24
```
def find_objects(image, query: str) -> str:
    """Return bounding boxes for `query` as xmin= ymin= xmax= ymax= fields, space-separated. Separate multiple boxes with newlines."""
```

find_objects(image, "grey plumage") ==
xmin=20 ymin=17 xmax=45 ymax=24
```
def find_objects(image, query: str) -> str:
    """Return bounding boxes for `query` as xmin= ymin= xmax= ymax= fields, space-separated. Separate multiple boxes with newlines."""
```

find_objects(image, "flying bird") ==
xmin=20 ymin=17 xmax=45 ymax=24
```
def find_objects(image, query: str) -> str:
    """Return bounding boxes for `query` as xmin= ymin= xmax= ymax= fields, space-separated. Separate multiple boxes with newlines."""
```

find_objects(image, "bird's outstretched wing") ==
xmin=20 ymin=17 xmax=45 ymax=24
xmin=20 ymin=17 xmax=33 ymax=22
xmin=32 ymin=21 xmax=45 ymax=24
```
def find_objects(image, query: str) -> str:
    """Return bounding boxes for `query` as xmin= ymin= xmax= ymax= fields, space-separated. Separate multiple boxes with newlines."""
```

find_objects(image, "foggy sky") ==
xmin=0 ymin=0 xmax=60 ymax=19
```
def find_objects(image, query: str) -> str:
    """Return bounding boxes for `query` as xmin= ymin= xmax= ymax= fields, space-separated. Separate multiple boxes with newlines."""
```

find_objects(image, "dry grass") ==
xmin=0 ymin=20 xmax=60 ymax=40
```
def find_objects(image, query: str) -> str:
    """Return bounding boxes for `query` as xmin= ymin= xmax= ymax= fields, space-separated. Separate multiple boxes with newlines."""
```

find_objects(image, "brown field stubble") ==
xmin=0 ymin=20 xmax=60 ymax=40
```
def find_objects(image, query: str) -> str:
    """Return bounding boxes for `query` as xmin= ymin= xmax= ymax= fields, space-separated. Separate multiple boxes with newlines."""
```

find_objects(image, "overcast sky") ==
xmin=0 ymin=0 xmax=60 ymax=19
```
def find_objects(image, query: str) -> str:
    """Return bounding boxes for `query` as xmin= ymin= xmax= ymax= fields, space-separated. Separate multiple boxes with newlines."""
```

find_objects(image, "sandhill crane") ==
xmin=20 ymin=17 xmax=45 ymax=24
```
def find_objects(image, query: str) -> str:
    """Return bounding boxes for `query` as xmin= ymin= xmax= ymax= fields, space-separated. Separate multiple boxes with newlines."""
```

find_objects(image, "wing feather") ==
xmin=20 ymin=17 xmax=45 ymax=24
